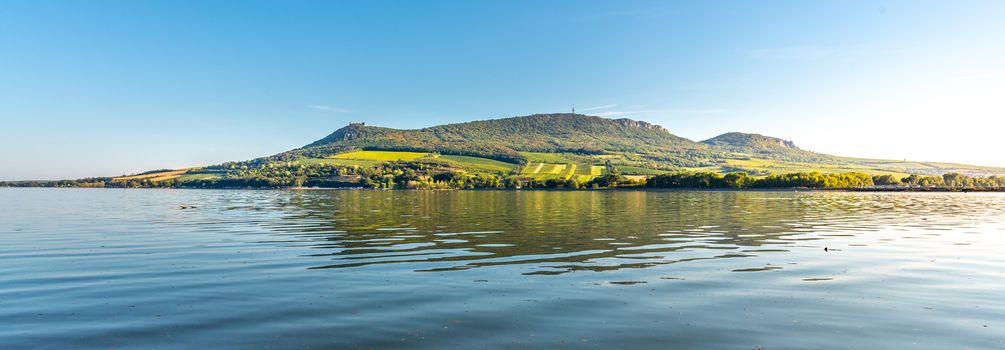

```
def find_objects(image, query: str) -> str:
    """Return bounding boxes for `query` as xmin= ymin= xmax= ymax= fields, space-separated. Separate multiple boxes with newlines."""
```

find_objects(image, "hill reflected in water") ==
xmin=210 ymin=191 xmax=1000 ymax=274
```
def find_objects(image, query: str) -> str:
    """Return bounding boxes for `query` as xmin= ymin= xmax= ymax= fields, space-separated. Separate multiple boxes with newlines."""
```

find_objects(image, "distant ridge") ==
xmin=297 ymin=113 xmax=709 ymax=166
xmin=702 ymin=132 xmax=798 ymax=150
xmin=697 ymin=132 xmax=838 ymax=163
xmin=263 ymin=113 xmax=1004 ymax=176
xmin=11 ymin=113 xmax=1004 ymax=188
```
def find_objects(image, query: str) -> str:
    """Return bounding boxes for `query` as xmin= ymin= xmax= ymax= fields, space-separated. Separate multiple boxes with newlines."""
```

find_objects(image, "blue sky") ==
xmin=2 ymin=0 xmax=1004 ymax=180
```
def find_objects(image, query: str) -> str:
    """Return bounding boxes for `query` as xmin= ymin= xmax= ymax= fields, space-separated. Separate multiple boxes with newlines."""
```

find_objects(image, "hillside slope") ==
xmin=701 ymin=132 xmax=839 ymax=163
xmin=12 ymin=113 xmax=1004 ymax=189
xmin=289 ymin=114 xmax=712 ymax=167
xmin=264 ymin=114 xmax=1004 ymax=177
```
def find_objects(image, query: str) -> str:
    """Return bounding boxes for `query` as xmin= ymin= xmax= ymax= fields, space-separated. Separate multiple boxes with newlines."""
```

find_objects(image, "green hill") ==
xmin=701 ymin=132 xmax=833 ymax=162
xmin=8 ymin=113 xmax=1004 ymax=189
xmin=276 ymin=114 xmax=1004 ymax=177
xmin=290 ymin=114 xmax=709 ymax=167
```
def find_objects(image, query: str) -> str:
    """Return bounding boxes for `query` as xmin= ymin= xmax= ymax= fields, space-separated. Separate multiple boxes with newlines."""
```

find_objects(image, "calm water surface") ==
xmin=1 ymin=188 xmax=1003 ymax=349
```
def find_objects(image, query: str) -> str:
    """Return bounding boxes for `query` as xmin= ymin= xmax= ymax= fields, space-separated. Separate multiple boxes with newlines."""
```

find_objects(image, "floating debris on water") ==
xmin=732 ymin=266 xmax=783 ymax=272
xmin=609 ymin=281 xmax=647 ymax=285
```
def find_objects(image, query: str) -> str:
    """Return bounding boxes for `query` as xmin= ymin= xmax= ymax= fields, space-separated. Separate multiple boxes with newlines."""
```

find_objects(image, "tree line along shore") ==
xmin=11 ymin=115 xmax=1004 ymax=191
xmin=3 ymin=161 xmax=1003 ymax=191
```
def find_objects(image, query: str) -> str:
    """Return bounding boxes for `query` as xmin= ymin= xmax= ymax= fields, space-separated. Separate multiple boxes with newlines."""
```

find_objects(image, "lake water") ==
xmin=1 ymin=188 xmax=1003 ymax=349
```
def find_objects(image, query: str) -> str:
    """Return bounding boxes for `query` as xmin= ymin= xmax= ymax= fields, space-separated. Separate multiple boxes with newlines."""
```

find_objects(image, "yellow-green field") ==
xmin=846 ymin=158 xmax=1005 ymax=175
xmin=329 ymin=151 xmax=429 ymax=161
xmin=686 ymin=158 xmax=912 ymax=177
xmin=517 ymin=152 xmax=607 ymax=181
xmin=119 ymin=150 xmax=979 ymax=186
xmin=310 ymin=151 xmax=519 ymax=174
xmin=301 ymin=157 xmax=381 ymax=167
xmin=436 ymin=155 xmax=518 ymax=174
xmin=517 ymin=152 xmax=988 ymax=178
xmin=114 ymin=168 xmax=223 ymax=183
xmin=566 ymin=164 xmax=577 ymax=178
xmin=175 ymin=173 xmax=221 ymax=181
xmin=616 ymin=166 xmax=667 ymax=175
xmin=113 ymin=168 xmax=195 ymax=182
xmin=521 ymin=152 xmax=574 ymax=163
xmin=519 ymin=163 xmax=566 ymax=180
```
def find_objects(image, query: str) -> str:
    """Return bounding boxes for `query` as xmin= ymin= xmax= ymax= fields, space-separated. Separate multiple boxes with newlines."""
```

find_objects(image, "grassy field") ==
xmin=339 ymin=151 xmax=599 ymax=181
xmin=847 ymin=158 xmax=1005 ymax=176
xmin=564 ymin=164 xmax=578 ymax=180
xmin=521 ymin=152 xmax=574 ymax=163
xmin=741 ymin=158 xmax=911 ymax=177
xmin=304 ymin=151 xmax=520 ymax=174
xmin=120 ymin=150 xmax=961 ymax=187
xmin=437 ymin=155 xmax=518 ymax=174
xmin=684 ymin=158 xmax=912 ymax=177
xmin=114 ymin=168 xmax=226 ymax=183
xmin=514 ymin=152 xmax=954 ymax=179
xmin=113 ymin=169 xmax=193 ymax=182
xmin=615 ymin=166 xmax=668 ymax=175
xmin=117 ymin=149 xmax=986 ymax=188
xmin=519 ymin=163 xmax=543 ymax=175
xmin=329 ymin=151 xmax=429 ymax=161
xmin=514 ymin=152 xmax=994 ymax=178
xmin=515 ymin=152 xmax=608 ymax=181
xmin=301 ymin=157 xmax=381 ymax=167
xmin=175 ymin=173 xmax=221 ymax=181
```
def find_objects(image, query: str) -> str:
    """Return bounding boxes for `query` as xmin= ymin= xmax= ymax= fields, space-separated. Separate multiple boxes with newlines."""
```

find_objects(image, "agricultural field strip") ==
xmin=531 ymin=163 xmax=544 ymax=174
xmin=329 ymin=151 xmax=430 ymax=161
xmin=436 ymin=155 xmax=518 ymax=173
xmin=517 ymin=162 xmax=607 ymax=181
xmin=705 ymin=158 xmax=912 ymax=177
xmin=565 ymin=164 xmax=577 ymax=180
xmin=322 ymin=151 xmax=519 ymax=174
xmin=114 ymin=169 xmax=191 ymax=182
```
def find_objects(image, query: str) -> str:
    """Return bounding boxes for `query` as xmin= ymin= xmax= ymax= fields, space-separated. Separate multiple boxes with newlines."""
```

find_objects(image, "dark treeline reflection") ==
xmin=214 ymin=190 xmax=991 ymax=274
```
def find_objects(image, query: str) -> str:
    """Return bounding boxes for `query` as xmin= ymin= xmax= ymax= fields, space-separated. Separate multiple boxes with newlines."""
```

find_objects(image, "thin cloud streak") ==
xmin=309 ymin=105 xmax=351 ymax=113
xmin=594 ymin=110 xmax=663 ymax=117
xmin=579 ymin=104 xmax=618 ymax=112
xmin=594 ymin=108 xmax=726 ymax=117
xmin=666 ymin=108 xmax=727 ymax=115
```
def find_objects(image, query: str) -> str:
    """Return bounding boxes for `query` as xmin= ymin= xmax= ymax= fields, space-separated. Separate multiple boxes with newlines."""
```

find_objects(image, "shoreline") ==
xmin=3 ymin=186 xmax=1003 ymax=193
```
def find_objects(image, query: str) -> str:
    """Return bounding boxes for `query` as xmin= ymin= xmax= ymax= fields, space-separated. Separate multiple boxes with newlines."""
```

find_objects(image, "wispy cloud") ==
xmin=308 ymin=105 xmax=351 ymax=113
xmin=594 ymin=108 xmax=726 ymax=117
xmin=666 ymin=108 xmax=727 ymax=115
xmin=579 ymin=104 xmax=618 ymax=112
xmin=595 ymin=110 xmax=663 ymax=117
xmin=747 ymin=46 xmax=834 ymax=61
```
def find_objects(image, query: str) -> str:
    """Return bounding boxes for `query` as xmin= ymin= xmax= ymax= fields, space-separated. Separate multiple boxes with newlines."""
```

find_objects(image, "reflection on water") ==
xmin=240 ymin=191 xmax=1003 ymax=274
xmin=1 ymin=189 xmax=1003 ymax=349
